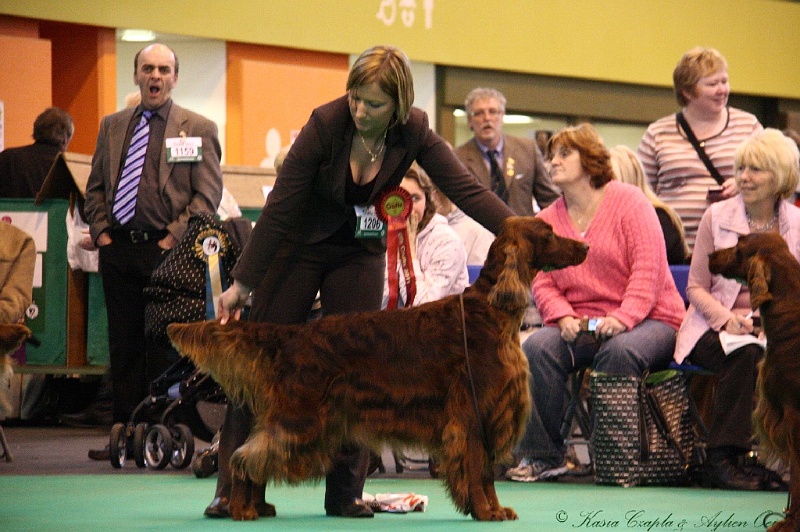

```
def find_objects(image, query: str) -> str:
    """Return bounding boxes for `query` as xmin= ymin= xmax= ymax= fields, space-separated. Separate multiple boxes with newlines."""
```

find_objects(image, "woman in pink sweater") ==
xmin=507 ymin=124 xmax=686 ymax=482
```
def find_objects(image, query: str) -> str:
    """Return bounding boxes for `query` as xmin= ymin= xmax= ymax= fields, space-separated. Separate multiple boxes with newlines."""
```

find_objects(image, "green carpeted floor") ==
xmin=0 ymin=475 xmax=788 ymax=531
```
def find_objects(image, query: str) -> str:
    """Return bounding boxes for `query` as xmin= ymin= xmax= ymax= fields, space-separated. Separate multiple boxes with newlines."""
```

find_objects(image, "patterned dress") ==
xmin=638 ymin=107 xmax=761 ymax=252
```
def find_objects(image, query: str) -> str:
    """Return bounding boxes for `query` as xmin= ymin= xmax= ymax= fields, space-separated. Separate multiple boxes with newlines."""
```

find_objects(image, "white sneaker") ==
xmin=509 ymin=459 xmax=568 ymax=482
xmin=505 ymin=458 xmax=533 ymax=479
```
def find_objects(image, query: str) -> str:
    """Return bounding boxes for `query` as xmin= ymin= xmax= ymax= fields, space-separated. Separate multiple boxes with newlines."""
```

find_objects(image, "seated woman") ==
xmin=508 ymin=124 xmax=685 ymax=482
xmin=674 ymin=128 xmax=800 ymax=491
xmin=382 ymin=165 xmax=468 ymax=308
xmin=610 ymin=145 xmax=689 ymax=265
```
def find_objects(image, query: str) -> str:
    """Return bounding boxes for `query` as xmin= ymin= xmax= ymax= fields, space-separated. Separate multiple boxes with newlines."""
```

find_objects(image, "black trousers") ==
xmin=688 ymin=329 xmax=763 ymax=451
xmin=98 ymin=237 xmax=170 ymax=423
xmin=214 ymin=239 xmax=385 ymax=509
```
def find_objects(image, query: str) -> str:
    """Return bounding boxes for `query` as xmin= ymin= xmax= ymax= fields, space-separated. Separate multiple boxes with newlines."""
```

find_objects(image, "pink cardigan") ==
xmin=673 ymin=196 xmax=800 ymax=363
xmin=534 ymin=181 xmax=685 ymax=331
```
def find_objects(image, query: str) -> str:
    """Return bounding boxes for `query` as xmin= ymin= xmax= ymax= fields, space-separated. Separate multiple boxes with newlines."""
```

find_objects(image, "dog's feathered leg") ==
xmin=769 ymin=410 xmax=800 ymax=532
xmin=440 ymin=417 xmax=471 ymax=516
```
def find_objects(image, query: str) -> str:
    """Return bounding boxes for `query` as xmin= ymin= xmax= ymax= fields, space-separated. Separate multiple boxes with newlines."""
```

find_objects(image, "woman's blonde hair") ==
xmin=673 ymin=47 xmax=728 ymax=107
xmin=347 ymin=45 xmax=414 ymax=125
xmin=403 ymin=163 xmax=438 ymax=231
xmin=610 ymin=145 xmax=689 ymax=260
xmin=735 ymin=128 xmax=800 ymax=200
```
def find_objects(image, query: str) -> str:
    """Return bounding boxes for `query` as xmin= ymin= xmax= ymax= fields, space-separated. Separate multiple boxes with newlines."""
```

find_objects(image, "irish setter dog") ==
xmin=168 ymin=217 xmax=588 ymax=521
xmin=709 ymin=232 xmax=800 ymax=532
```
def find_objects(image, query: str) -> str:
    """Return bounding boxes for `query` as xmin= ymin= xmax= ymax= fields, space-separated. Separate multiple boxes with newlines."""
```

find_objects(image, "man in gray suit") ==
xmin=455 ymin=88 xmax=560 ymax=215
xmin=84 ymin=43 xmax=222 ymax=431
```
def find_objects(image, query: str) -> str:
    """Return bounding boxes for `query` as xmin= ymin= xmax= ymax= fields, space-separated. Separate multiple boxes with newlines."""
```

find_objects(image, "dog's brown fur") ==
xmin=709 ymin=232 xmax=800 ymax=532
xmin=0 ymin=323 xmax=31 ymax=417
xmin=0 ymin=323 xmax=30 ymax=372
xmin=168 ymin=217 xmax=588 ymax=521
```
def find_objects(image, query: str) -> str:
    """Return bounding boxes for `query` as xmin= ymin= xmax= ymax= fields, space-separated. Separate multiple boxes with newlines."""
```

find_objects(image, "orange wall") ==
xmin=0 ymin=33 xmax=51 ymax=149
xmin=40 ymin=21 xmax=116 ymax=156
xmin=226 ymin=43 xmax=349 ymax=167
xmin=0 ymin=16 xmax=116 ymax=156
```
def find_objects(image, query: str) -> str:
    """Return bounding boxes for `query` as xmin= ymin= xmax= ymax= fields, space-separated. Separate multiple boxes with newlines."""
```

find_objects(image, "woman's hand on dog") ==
xmin=218 ymin=280 xmax=252 ymax=324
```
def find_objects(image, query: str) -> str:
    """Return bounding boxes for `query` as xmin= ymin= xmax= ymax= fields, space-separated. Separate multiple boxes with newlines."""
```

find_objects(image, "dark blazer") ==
xmin=84 ymin=101 xmax=223 ymax=243
xmin=455 ymin=135 xmax=560 ymax=215
xmin=0 ymin=142 xmax=61 ymax=198
xmin=234 ymin=95 xmax=514 ymax=290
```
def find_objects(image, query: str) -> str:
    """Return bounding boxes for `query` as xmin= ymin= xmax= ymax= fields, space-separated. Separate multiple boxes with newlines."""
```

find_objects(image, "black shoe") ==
xmin=325 ymin=498 xmax=374 ymax=518
xmin=701 ymin=457 xmax=761 ymax=491
xmin=204 ymin=496 xmax=230 ymax=518
xmin=741 ymin=463 xmax=788 ymax=491
xmin=88 ymin=445 xmax=110 ymax=461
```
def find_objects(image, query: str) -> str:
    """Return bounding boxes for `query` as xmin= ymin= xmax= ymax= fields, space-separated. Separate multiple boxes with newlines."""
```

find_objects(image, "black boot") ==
xmin=701 ymin=448 xmax=760 ymax=491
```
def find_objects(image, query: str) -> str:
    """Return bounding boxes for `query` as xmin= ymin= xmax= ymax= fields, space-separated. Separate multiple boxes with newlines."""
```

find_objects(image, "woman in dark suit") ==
xmin=205 ymin=45 xmax=514 ymax=519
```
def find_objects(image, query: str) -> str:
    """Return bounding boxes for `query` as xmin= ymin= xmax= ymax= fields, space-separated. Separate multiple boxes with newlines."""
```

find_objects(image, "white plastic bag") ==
xmin=65 ymin=206 xmax=98 ymax=272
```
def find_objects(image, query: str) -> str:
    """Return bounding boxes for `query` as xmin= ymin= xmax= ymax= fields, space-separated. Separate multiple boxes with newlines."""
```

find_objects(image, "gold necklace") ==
xmin=359 ymin=130 xmax=387 ymax=163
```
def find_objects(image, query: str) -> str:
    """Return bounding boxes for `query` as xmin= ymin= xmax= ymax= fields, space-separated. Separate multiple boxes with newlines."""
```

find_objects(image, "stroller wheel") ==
xmin=145 ymin=424 xmax=172 ymax=470
xmin=170 ymin=424 xmax=195 ymax=469
xmin=109 ymin=423 xmax=127 ymax=469
xmin=191 ymin=447 xmax=218 ymax=478
xmin=133 ymin=423 xmax=148 ymax=468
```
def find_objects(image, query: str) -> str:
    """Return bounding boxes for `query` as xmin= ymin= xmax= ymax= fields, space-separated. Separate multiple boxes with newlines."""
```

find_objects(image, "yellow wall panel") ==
xmin=1 ymin=0 xmax=799 ymax=98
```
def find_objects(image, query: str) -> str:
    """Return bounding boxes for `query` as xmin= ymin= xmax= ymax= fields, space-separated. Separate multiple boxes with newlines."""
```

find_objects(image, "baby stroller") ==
xmin=106 ymin=213 xmax=248 ymax=470
xmin=108 ymin=356 xmax=226 ymax=469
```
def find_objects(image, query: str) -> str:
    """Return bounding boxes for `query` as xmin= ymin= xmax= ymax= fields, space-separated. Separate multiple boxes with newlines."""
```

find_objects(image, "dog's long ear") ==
xmin=747 ymin=255 xmax=772 ymax=309
xmin=488 ymin=245 xmax=531 ymax=312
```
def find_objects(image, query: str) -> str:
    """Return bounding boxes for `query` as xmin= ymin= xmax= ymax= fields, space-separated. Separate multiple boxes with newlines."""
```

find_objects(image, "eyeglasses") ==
xmin=468 ymin=108 xmax=504 ymax=119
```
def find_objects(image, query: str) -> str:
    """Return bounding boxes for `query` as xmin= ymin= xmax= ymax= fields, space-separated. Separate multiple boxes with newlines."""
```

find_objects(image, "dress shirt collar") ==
xmin=475 ymin=136 xmax=505 ymax=161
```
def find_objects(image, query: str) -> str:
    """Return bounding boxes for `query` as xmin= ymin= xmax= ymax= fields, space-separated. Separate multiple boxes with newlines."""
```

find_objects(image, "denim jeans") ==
xmin=517 ymin=319 xmax=676 ymax=464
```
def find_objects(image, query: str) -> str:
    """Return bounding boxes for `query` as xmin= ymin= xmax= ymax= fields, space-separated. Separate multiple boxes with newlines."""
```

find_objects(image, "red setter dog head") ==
xmin=477 ymin=217 xmax=588 ymax=313
xmin=708 ymin=232 xmax=799 ymax=310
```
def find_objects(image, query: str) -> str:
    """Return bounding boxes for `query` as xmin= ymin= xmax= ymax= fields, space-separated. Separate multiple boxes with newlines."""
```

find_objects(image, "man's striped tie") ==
xmin=113 ymin=110 xmax=153 ymax=224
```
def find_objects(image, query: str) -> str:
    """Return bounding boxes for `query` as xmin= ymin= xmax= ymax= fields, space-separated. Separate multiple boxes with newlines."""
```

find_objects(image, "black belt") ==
xmin=110 ymin=228 xmax=169 ymax=244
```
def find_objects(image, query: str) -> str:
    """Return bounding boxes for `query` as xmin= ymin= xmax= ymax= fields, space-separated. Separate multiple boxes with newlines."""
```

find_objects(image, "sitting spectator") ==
xmin=434 ymin=191 xmax=494 ymax=267
xmin=383 ymin=165 xmax=468 ymax=308
xmin=610 ymin=145 xmax=689 ymax=264
xmin=0 ymin=221 xmax=36 ymax=418
xmin=674 ymin=128 xmax=800 ymax=491
xmin=0 ymin=107 xmax=74 ymax=198
xmin=508 ymin=124 xmax=685 ymax=482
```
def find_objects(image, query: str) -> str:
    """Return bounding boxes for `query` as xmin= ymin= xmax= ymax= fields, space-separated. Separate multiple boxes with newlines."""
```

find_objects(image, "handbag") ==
xmin=590 ymin=369 xmax=693 ymax=487
xmin=676 ymin=111 xmax=726 ymax=202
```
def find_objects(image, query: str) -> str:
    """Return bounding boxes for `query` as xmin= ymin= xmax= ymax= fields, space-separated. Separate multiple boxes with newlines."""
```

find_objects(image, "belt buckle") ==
xmin=129 ymin=230 xmax=148 ymax=244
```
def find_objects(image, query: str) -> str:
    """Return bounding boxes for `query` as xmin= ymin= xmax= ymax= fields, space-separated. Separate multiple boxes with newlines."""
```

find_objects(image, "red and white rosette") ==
xmin=376 ymin=186 xmax=415 ymax=309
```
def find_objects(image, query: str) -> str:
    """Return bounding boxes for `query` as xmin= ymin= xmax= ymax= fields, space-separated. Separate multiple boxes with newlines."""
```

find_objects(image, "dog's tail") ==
xmin=488 ymin=246 xmax=531 ymax=314
xmin=167 ymin=320 xmax=271 ymax=412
